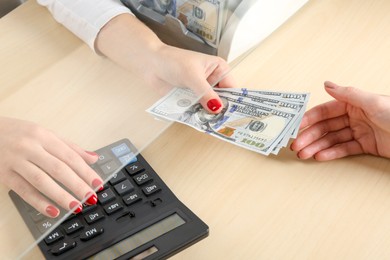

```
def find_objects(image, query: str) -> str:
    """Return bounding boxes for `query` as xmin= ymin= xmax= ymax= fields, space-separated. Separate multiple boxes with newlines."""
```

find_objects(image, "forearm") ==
xmin=95 ymin=14 xmax=166 ymax=75
xmin=37 ymin=0 xmax=132 ymax=50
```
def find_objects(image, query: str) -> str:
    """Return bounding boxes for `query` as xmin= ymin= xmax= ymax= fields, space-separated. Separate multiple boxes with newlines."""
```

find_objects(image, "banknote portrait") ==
xmin=140 ymin=0 xmax=176 ymax=16
xmin=247 ymin=120 xmax=267 ymax=132
xmin=179 ymin=97 xmax=229 ymax=131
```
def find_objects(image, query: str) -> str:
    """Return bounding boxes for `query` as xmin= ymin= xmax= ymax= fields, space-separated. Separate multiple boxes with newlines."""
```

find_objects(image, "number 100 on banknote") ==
xmin=176 ymin=0 xmax=225 ymax=47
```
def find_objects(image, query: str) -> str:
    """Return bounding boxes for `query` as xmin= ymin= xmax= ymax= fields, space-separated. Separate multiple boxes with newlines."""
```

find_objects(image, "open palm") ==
xmin=291 ymin=81 xmax=390 ymax=161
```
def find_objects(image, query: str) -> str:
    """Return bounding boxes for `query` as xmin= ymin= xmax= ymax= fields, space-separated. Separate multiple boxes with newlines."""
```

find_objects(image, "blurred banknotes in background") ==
xmin=140 ymin=0 xmax=177 ymax=16
xmin=176 ymin=0 xmax=226 ymax=47
xmin=147 ymin=87 xmax=310 ymax=155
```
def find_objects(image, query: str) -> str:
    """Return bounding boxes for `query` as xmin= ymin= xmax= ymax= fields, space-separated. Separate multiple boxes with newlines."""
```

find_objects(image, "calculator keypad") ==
xmin=8 ymin=139 xmax=208 ymax=260
xmin=17 ymin=140 xmax=163 ymax=257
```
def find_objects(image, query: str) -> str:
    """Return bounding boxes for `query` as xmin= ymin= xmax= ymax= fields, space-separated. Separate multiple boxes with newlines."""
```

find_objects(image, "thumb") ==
xmin=324 ymin=81 xmax=375 ymax=110
xmin=187 ymin=77 xmax=224 ymax=114
xmin=199 ymin=89 xmax=224 ymax=114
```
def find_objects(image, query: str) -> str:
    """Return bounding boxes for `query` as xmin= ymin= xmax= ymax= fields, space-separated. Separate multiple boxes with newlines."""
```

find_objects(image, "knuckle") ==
xmin=16 ymin=185 xmax=30 ymax=200
xmin=64 ymin=150 xmax=81 ymax=165
xmin=30 ymin=169 xmax=47 ymax=185
xmin=11 ymin=137 xmax=31 ymax=154
xmin=27 ymin=124 xmax=47 ymax=139
xmin=49 ymin=161 xmax=67 ymax=178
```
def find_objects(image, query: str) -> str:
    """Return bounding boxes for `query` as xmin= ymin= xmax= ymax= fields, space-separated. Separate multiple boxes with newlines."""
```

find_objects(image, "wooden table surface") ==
xmin=1 ymin=0 xmax=390 ymax=259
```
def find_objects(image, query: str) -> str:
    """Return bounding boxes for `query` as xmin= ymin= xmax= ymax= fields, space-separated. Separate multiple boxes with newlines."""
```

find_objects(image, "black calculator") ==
xmin=9 ymin=139 xmax=208 ymax=259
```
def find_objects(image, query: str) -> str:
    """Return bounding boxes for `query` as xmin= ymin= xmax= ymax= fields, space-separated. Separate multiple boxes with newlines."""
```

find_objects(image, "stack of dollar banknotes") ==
xmin=147 ymin=88 xmax=310 ymax=156
xmin=136 ymin=0 xmax=242 ymax=48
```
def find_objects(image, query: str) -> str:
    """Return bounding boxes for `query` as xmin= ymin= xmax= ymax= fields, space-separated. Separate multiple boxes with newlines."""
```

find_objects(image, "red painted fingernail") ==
xmin=69 ymin=201 xmax=83 ymax=214
xmin=92 ymin=179 xmax=104 ymax=191
xmin=207 ymin=99 xmax=222 ymax=112
xmin=86 ymin=151 xmax=98 ymax=156
xmin=46 ymin=205 xmax=60 ymax=218
xmin=85 ymin=192 xmax=98 ymax=205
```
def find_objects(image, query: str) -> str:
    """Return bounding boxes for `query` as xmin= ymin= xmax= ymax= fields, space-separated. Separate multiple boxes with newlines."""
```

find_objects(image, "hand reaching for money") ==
xmin=147 ymin=87 xmax=310 ymax=155
xmin=95 ymin=13 xmax=236 ymax=114
xmin=291 ymin=81 xmax=390 ymax=161
xmin=147 ymin=45 xmax=237 ymax=113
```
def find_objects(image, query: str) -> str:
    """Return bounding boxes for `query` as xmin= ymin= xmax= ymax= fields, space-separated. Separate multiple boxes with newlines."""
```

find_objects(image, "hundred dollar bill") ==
xmin=216 ymin=88 xmax=310 ymax=140
xmin=176 ymin=0 xmax=225 ymax=47
xmin=215 ymin=90 xmax=306 ymax=148
xmin=147 ymin=87 xmax=299 ymax=155
xmin=223 ymin=88 xmax=311 ymax=103
xmin=214 ymin=92 xmax=304 ymax=150
xmin=215 ymin=89 xmax=306 ymax=114
xmin=215 ymin=88 xmax=309 ymax=137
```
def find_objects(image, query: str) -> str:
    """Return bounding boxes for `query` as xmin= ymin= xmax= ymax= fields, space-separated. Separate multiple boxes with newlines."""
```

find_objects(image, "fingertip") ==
xmin=313 ymin=152 xmax=328 ymax=162
xmin=45 ymin=205 xmax=60 ymax=218
xmin=85 ymin=150 xmax=99 ymax=164
xmin=296 ymin=149 xmax=312 ymax=160
xmin=92 ymin=178 xmax=104 ymax=192
xmin=84 ymin=192 xmax=98 ymax=205
xmin=290 ymin=141 xmax=297 ymax=151
xmin=296 ymin=150 xmax=303 ymax=159
xmin=290 ymin=138 xmax=303 ymax=152
xmin=85 ymin=150 xmax=98 ymax=157
xmin=324 ymin=81 xmax=337 ymax=88
xmin=202 ymin=97 xmax=222 ymax=114
xmin=69 ymin=201 xmax=83 ymax=214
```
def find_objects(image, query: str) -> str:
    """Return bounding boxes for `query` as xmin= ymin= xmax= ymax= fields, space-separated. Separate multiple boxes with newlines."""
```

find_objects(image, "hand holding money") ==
xmin=147 ymin=87 xmax=310 ymax=155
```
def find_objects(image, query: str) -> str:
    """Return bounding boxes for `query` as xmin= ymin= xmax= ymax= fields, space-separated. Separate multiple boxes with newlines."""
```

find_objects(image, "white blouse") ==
xmin=37 ymin=0 xmax=133 ymax=51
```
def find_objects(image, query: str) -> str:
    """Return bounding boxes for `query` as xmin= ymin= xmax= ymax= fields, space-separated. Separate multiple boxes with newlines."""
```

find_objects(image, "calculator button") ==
xmin=44 ymin=229 xmax=64 ymax=245
xmin=142 ymin=184 xmax=161 ymax=196
xmin=100 ymin=160 xmax=121 ymax=175
xmin=133 ymin=172 xmax=152 ymax=186
xmin=103 ymin=201 xmax=123 ymax=215
xmin=36 ymin=218 xmax=57 ymax=234
xmin=96 ymin=150 xmax=113 ymax=165
xmin=84 ymin=209 xmax=105 ymax=224
xmin=80 ymin=226 xmax=104 ymax=241
xmin=63 ymin=219 xmax=84 ymax=235
xmin=51 ymin=240 xmax=77 ymax=256
xmin=111 ymin=143 xmax=131 ymax=157
xmin=125 ymin=162 xmax=144 ymax=175
xmin=98 ymin=188 xmax=116 ymax=204
xmin=114 ymin=179 xmax=134 ymax=196
xmin=122 ymin=192 xmax=142 ymax=206
xmin=109 ymin=171 xmax=126 ymax=185
xmin=118 ymin=152 xmax=137 ymax=165
xmin=82 ymin=204 xmax=97 ymax=213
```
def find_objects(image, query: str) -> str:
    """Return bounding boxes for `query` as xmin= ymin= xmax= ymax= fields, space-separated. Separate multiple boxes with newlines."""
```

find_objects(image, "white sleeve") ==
xmin=37 ymin=0 xmax=133 ymax=51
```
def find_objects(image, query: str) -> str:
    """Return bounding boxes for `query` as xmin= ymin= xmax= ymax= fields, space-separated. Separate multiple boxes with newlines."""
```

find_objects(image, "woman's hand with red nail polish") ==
xmin=147 ymin=46 xmax=237 ymax=114
xmin=0 ymin=116 xmax=103 ymax=218
xmin=97 ymin=18 xmax=237 ymax=115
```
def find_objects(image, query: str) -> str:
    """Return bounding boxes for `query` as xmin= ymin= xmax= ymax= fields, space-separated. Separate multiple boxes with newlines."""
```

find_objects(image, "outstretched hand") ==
xmin=291 ymin=81 xmax=390 ymax=161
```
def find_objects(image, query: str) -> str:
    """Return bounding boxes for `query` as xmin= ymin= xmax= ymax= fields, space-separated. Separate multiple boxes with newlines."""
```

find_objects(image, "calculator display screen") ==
xmin=88 ymin=213 xmax=186 ymax=259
